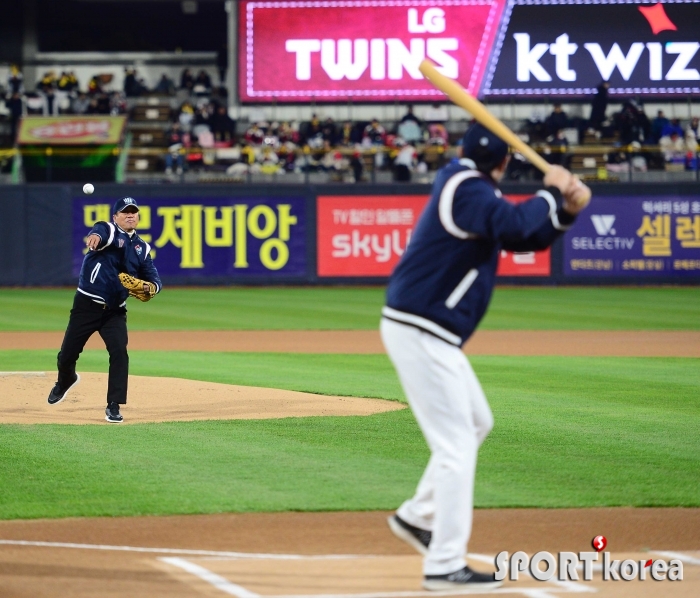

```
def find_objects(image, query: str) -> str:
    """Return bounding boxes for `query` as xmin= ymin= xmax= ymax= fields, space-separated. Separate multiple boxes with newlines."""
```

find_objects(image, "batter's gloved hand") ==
xmin=118 ymin=272 xmax=156 ymax=302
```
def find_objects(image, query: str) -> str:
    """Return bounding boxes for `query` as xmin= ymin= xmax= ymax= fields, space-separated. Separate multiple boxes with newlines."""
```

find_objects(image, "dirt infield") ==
xmin=0 ymin=509 xmax=698 ymax=597
xmin=2 ymin=329 xmax=700 ymax=356
xmin=2 ymin=330 xmax=698 ymax=596
xmin=0 ymin=372 xmax=403 ymax=425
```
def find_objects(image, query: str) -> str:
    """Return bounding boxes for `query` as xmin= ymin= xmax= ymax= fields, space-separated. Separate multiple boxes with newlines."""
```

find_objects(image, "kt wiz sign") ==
xmin=238 ymin=0 xmax=506 ymax=102
xmin=483 ymin=0 xmax=700 ymax=96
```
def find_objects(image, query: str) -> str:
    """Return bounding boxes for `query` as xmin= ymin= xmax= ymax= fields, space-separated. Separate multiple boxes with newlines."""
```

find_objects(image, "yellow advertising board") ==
xmin=18 ymin=116 xmax=127 ymax=145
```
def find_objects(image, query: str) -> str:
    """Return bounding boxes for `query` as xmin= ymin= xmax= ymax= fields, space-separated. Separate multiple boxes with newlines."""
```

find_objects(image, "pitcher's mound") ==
xmin=0 ymin=372 xmax=404 ymax=425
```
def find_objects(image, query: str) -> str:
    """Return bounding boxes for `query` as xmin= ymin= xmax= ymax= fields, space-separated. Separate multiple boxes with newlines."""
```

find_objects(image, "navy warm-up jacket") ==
xmin=384 ymin=158 xmax=576 ymax=346
xmin=78 ymin=221 xmax=162 ymax=308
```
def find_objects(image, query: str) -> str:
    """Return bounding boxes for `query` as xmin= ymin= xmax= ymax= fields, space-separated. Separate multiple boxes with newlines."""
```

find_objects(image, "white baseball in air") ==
xmin=83 ymin=183 xmax=94 ymax=195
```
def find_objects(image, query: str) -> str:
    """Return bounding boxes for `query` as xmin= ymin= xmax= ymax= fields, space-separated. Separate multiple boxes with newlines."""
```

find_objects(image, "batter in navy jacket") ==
xmin=47 ymin=197 xmax=162 ymax=423
xmin=382 ymin=124 xmax=591 ymax=591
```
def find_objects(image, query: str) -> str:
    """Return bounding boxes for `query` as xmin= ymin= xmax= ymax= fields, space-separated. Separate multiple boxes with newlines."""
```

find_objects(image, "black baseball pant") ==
xmin=57 ymin=292 xmax=129 ymax=405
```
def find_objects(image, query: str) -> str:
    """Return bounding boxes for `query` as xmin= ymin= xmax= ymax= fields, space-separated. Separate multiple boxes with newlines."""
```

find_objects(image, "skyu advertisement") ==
xmin=239 ymin=0 xmax=700 ymax=101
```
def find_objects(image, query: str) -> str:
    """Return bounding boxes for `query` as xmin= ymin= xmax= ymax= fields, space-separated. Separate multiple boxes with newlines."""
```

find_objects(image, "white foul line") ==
xmin=161 ymin=557 xmax=261 ymax=597
xmin=0 ymin=539 xmax=358 ymax=560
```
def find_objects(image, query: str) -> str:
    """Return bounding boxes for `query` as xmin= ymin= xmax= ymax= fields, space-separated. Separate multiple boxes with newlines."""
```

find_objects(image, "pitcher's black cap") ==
xmin=112 ymin=197 xmax=139 ymax=214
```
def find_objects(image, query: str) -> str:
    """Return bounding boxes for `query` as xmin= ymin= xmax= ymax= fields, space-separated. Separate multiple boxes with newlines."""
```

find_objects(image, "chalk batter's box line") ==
xmin=159 ymin=552 xmax=596 ymax=598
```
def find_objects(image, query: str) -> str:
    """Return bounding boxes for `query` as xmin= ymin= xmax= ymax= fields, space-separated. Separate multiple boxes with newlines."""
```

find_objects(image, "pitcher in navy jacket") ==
xmin=47 ymin=197 xmax=162 ymax=423
xmin=382 ymin=124 xmax=591 ymax=591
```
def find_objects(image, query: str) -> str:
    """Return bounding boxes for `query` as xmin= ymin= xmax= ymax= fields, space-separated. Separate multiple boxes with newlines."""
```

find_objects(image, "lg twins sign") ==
xmin=239 ymin=0 xmax=506 ymax=102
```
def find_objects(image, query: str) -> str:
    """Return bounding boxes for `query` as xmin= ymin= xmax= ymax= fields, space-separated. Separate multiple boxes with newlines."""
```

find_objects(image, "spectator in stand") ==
xmin=393 ymin=140 xmax=417 ymax=182
xmin=545 ymin=104 xmax=568 ymax=136
xmin=427 ymin=123 xmax=448 ymax=145
xmin=8 ymin=65 xmax=23 ymax=95
xmin=72 ymin=91 xmax=90 ymax=114
xmin=303 ymin=114 xmax=323 ymax=147
xmin=212 ymin=105 xmax=236 ymax=143
xmin=194 ymin=70 xmax=212 ymax=94
xmin=124 ymin=68 xmax=147 ymax=97
xmin=86 ymin=97 xmax=100 ymax=114
xmin=661 ymin=118 xmax=684 ymax=139
xmin=178 ymin=101 xmax=195 ymax=131
xmin=544 ymin=129 xmax=569 ymax=167
xmin=337 ymin=120 xmax=360 ymax=146
xmin=686 ymin=117 xmax=699 ymax=152
xmin=87 ymin=75 xmax=103 ymax=95
xmin=650 ymin=110 xmax=669 ymax=144
xmin=400 ymin=104 xmax=421 ymax=125
xmin=42 ymin=88 xmax=59 ymax=116
xmin=38 ymin=71 xmax=57 ymax=93
xmin=165 ymin=121 xmax=186 ymax=175
xmin=277 ymin=121 xmax=299 ymax=146
xmin=613 ymin=101 xmax=646 ymax=145
xmin=154 ymin=74 xmax=175 ymax=95
xmin=363 ymin=118 xmax=386 ymax=145
xmin=423 ymin=102 xmax=449 ymax=124
xmin=180 ymin=69 xmax=195 ymax=93
xmin=58 ymin=71 xmax=79 ymax=93
xmin=7 ymin=91 xmax=23 ymax=143
xmin=588 ymin=81 xmax=609 ymax=132
xmin=659 ymin=129 xmax=686 ymax=163
xmin=245 ymin=122 xmax=265 ymax=145
xmin=350 ymin=150 xmax=364 ymax=183
xmin=321 ymin=117 xmax=337 ymax=145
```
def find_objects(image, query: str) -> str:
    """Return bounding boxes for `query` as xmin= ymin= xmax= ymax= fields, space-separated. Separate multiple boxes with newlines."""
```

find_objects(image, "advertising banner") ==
xmin=19 ymin=116 xmax=127 ymax=145
xmin=239 ymin=0 xmax=506 ymax=102
xmin=496 ymin=194 xmax=551 ymax=276
xmin=317 ymin=194 xmax=550 ymax=277
xmin=564 ymin=197 xmax=700 ymax=277
xmin=483 ymin=0 xmax=700 ymax=97
xmin=73 ymin=197 xmax=307 ymax=278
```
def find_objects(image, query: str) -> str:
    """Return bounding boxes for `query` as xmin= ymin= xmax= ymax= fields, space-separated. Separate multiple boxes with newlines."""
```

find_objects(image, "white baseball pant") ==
xmin=380 ymin=317 xmax=494 ymax=575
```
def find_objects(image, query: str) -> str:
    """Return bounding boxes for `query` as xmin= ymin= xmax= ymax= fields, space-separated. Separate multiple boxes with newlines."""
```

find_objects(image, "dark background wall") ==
xmin=1 ymin=182 xmax=699 ymax=287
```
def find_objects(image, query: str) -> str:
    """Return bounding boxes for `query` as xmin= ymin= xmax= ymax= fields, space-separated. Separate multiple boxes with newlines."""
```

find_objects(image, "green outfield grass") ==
xmin=1 ymin=351 xmax=698 ymax=518
xmin=1 ymin=286 xmax=699 ymax=331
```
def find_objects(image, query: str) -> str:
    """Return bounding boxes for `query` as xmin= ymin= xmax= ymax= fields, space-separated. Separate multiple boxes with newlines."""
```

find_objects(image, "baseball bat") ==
xmin=418 ymin=59 xmax=552 ymax=174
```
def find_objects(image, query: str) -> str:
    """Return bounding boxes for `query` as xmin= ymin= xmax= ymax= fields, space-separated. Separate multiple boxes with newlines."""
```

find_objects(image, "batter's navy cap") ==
xmin=461 ymin=123 xmax=509 ymax=172
xmin=112 ymin=197 xmax=139 ymax=214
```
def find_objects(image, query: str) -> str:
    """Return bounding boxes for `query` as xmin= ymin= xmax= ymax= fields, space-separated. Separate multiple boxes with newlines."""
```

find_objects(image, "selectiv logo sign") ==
xmin=571 ymin=214 xmax=635 ymax=250
xmin=483 ymin=0 xmax=700 ymax=96
xmin=590 ymin=215 xmax=616 ymax=236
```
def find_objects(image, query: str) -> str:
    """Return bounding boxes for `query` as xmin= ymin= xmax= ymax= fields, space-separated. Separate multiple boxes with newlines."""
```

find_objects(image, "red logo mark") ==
xmin=645 ymin=559 xmax=653 ymax=568
xmin=638 ymin=4 xmax=678 ymax=35
xmin=592 ymin=535 xmax=607 ymax=552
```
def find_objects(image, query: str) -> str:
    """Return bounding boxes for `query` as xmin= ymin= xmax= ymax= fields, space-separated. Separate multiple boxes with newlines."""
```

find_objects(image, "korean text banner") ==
xmin=564 ymin=197 xmax=700 ymax=277
xmin=483 ymin=0 xmax=700 ymax=97
xmin=317 ymin=195 xmax=550 ymax=277
xmin=73 ymin=197 xmax=307 ymax=278
xmin=19 ymin=116 xmax=127 ymax=145
xmin=239 ymin=0 xmax=506 ymax=102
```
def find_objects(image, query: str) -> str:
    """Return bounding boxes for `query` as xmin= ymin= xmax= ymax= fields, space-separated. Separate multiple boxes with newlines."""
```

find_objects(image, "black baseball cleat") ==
xmin=387 ymin=514 xmax=431 ymax=556
xmin=47 ymin=373 xmax=81 ymax=405
xmin=105 ymin=402 xmax=123 ymax=423
xmin=423 ymin=566 xmax=503 ymax=591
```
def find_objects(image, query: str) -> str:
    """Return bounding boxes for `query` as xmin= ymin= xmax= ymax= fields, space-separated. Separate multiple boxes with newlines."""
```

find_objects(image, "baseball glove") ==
xmin=118 ymin=272 xmax=156 ymax=302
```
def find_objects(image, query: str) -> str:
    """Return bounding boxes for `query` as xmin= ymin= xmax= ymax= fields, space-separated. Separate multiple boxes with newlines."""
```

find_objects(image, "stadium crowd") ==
xmin=2 ymin=64 xmax=699 ymax=181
